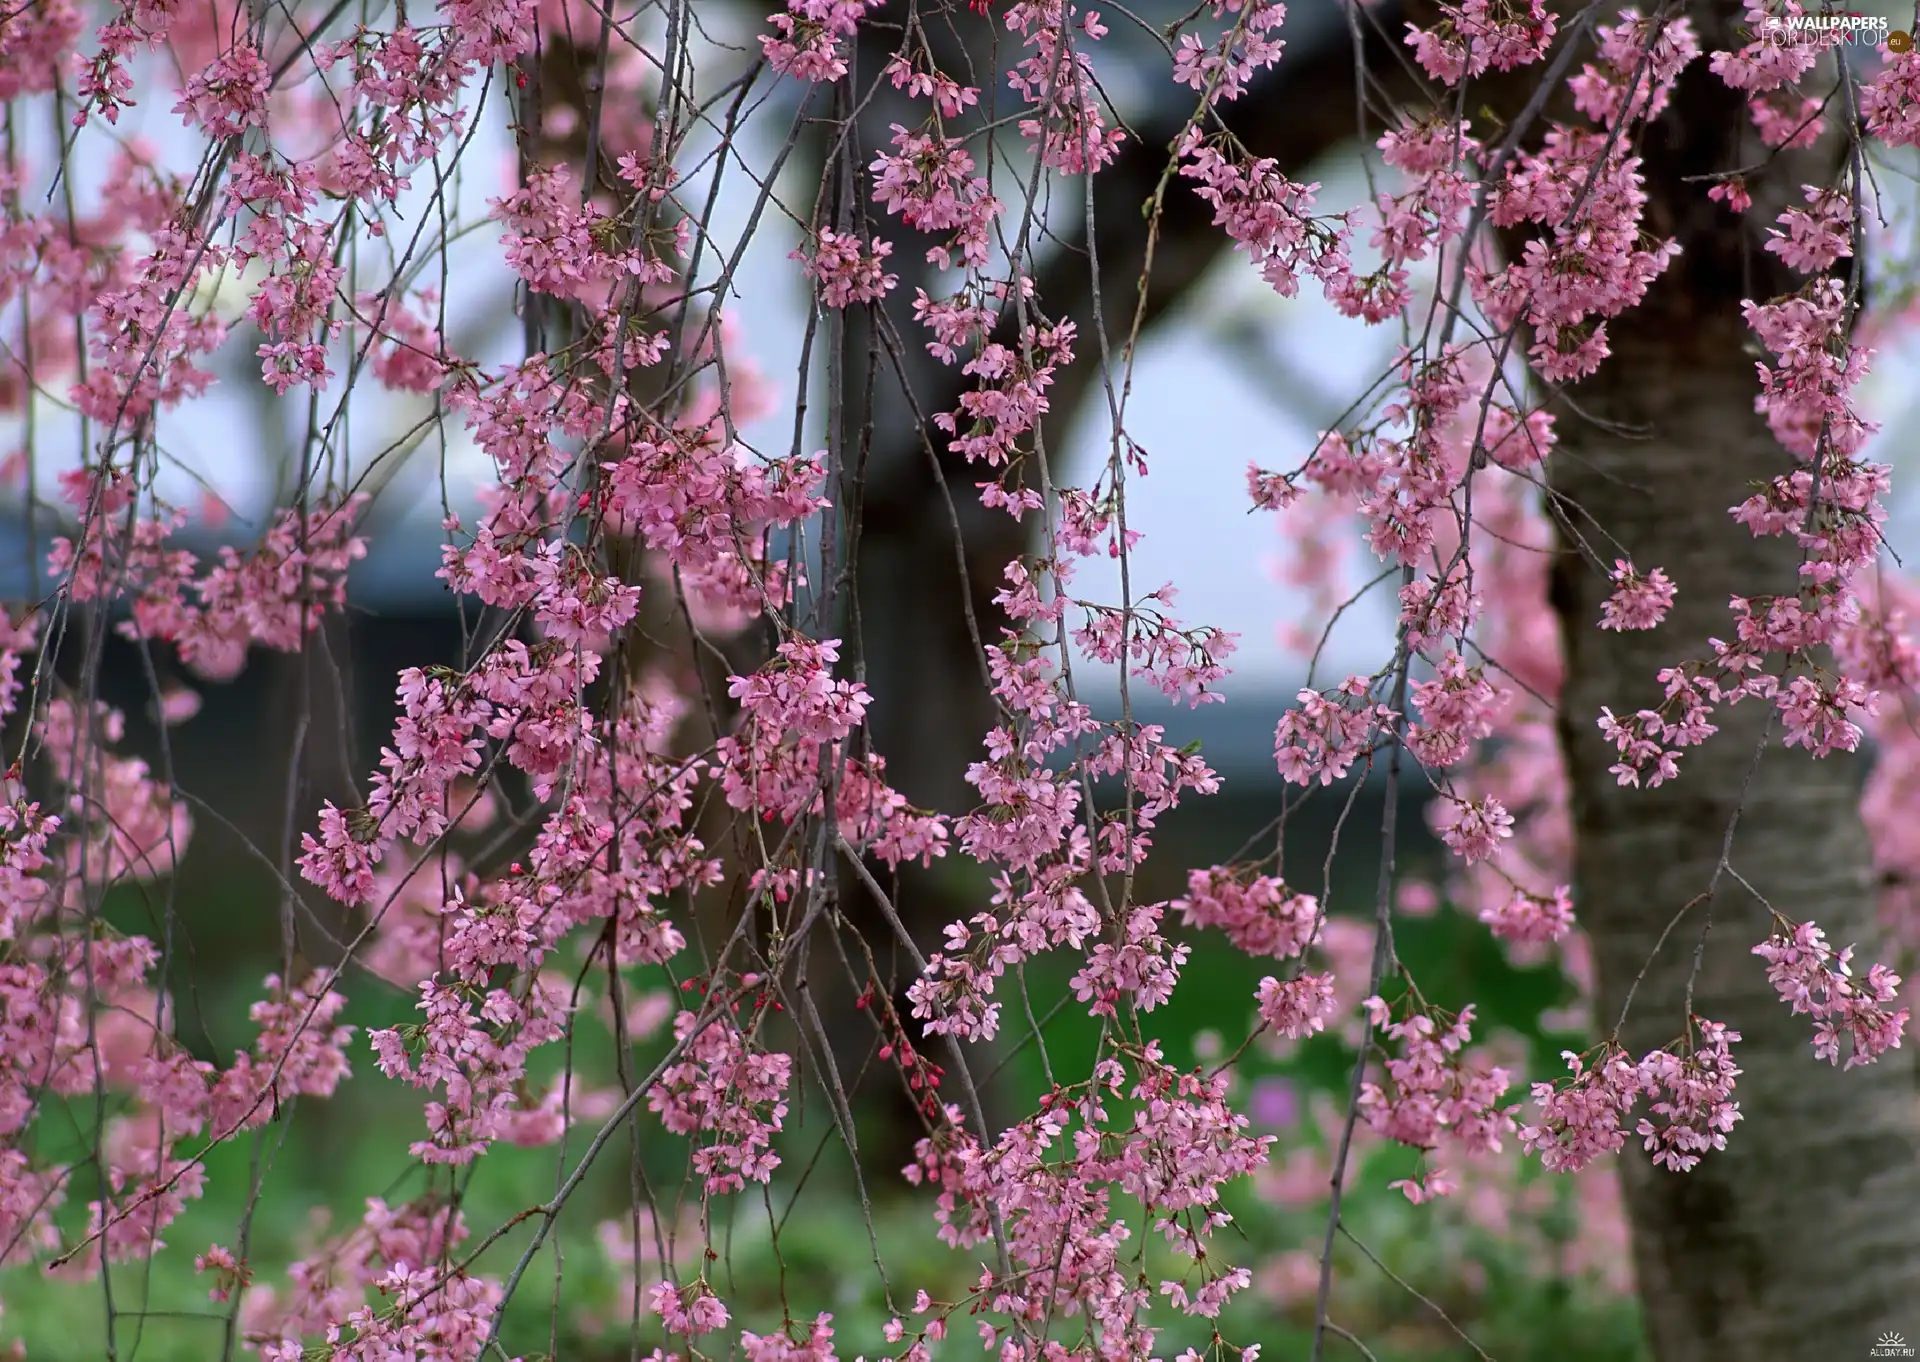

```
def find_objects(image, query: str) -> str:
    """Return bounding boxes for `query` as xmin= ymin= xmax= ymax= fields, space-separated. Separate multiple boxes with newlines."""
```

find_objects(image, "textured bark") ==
xmin=1546 ymin=16 xmax=1920 ymax=1358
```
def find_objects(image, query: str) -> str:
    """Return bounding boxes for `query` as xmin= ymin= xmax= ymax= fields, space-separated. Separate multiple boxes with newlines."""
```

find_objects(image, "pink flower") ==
xmin=1862 ymin=49 xmax=1920 ymax=146
xmin=172 ymin=43 xmax=271 ymax=137
xmin=1255 ymin=972 xmax=1338 ymax=1039
xmin=1754 ymin=920 xmax=1910 ymax=1068
xmin=651 ymin=1280 xmax=731 ymax=1336
xmin=1480 ymin=886 xmax=1575 ymax=946
xmin=1764 ymin=185 xmax=1854 ymax=273
xmin=794 ymin=230 xmax=898 ymax=307
xmin=1518 ymin=1045 xmax=1641 ymax=1172
xmin=1389 ymin=1168 xmax=1458 ymax=1203
xmin=761 ymin=0 xmax=879 ymax=82
xmin=1435 ymin=795 xmax=1515 ymax=864
xmin=1599 ymin=560 xmax=1676 ymax=630
xmin=1708 ymin=177 xmax=1753 ymax=213
xmin=1634 ymin=1019 xmax=1742 ymax=1172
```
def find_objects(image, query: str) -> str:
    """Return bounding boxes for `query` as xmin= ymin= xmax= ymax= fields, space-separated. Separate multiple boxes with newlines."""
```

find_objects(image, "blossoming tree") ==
xmin=0 ymin=0 xmax=1916 ymax=1358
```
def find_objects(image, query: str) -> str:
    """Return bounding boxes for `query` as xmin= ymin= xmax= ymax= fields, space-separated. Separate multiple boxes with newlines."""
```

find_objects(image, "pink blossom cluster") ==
xmin=906 ymin=646 xmax=1103 ymax=1040
xmin=650 ymin=1007 xmax=794 ymax=1194
xmin=1592 ymin=265 xmax=1891 ymax=789
xmin=1274 ymin=676 xmax=1396 ymax=786
xmin=1407 ymin=651 xmax=1509 ymax=767
xmin=1598 ymin=560 xmax=1676 ymax=632
xmin=1003 ymin=1 xmax=1127 ymax=174
xmin=7 ymin=0 xmax=1920 ymax=1350
xmin=1372 ymin=116 xmax=1479 ymax=271
xmin=1177 ymin=128 xmax=1390 ymax=317
xmin=1477 ymin=885 xmax=1575 ymax=947
xmin=1753 ymin=920 xmax=1909 ymax=1068
xmin=492 ymin=164 xmax=681 ymax=305
xmin=1070 ymin=589 xmax=1240 ymax=707
xmin=906 ymin=1046 xmax=1270 ymax=1352
xmin=1568 ymin=7 xmax=1698 ymax=125
xmin=795 ymin=229 xmax=899 ymax=308
xmin=1709 ymin=1 xmax=1830 ymax=147
xmin=717 ymin=638 xmax=947 ymax=866
xmin=1480 ymin=122 xmax=1686 ymax=383
xmin=1176 ymin=866 xmax=1320 ymax=959
xmin=1403 ymin=0 xmax=1557 ymax=86
xmin=870 ymin=124 xmax=1000 ymax=273
xmin=0 ymin=0 xmax=80 ymax=102
xmin=1170 ymin=0 xmax=1289 ymax=106
xmin=1355 ymin=997 xmax=1517 ymax=1199
xmin=761 ymin=0 xmax=881 ymax=83
xmin=242 ymin=1197 xmax=506 ymax=1359
xmin=1255 ymin=972 xmax=1338 ymax=1040
xmin=1520 ymin=1021 xmax=1743 ymax=1174
xmin=1861 ymin=49 xmax=1920 ymax=147
xmin=934 ymin=320 xmax=1078 ymax=470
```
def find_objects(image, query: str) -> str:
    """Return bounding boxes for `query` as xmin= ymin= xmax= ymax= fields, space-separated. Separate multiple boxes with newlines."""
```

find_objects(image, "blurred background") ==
xmin=4 ymin=0 xmax=1919 ymax=1357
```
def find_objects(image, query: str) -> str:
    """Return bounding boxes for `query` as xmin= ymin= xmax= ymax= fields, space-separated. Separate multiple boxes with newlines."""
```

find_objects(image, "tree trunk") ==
xmin=1547 ymin=26 xmax=1920 ymax=1356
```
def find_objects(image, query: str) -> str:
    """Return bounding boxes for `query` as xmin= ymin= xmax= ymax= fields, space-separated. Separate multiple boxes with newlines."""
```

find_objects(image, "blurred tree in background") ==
xmin=0 ymin=0 xmax=1918 ymax=1360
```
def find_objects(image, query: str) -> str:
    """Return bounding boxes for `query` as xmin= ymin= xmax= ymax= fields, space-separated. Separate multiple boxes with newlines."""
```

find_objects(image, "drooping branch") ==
xmin=841 ymin=0 xmax=1416 ymax=822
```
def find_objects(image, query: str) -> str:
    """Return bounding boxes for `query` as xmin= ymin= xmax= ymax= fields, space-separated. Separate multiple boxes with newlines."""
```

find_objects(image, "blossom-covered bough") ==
xmin=0 ymin=0 xmax=1917 ymax=1357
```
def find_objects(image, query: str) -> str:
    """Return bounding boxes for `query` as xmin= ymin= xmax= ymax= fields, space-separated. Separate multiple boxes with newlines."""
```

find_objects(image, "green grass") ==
xmin=2 ymin=1139 xmax=1646 ymax=1362
xmin=3 ymin=869 xmax=1646 ymax=1362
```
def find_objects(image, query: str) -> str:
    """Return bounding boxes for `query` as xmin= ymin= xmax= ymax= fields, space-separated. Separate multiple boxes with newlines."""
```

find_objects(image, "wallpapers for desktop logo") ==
xmin=1750 ymin=8 xmax=1911 ymax=49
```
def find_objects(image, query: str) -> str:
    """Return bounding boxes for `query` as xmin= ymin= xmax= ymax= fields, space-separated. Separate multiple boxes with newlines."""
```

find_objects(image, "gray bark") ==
xmin=1546 ymin=18 xmax=1920 ymax=1357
